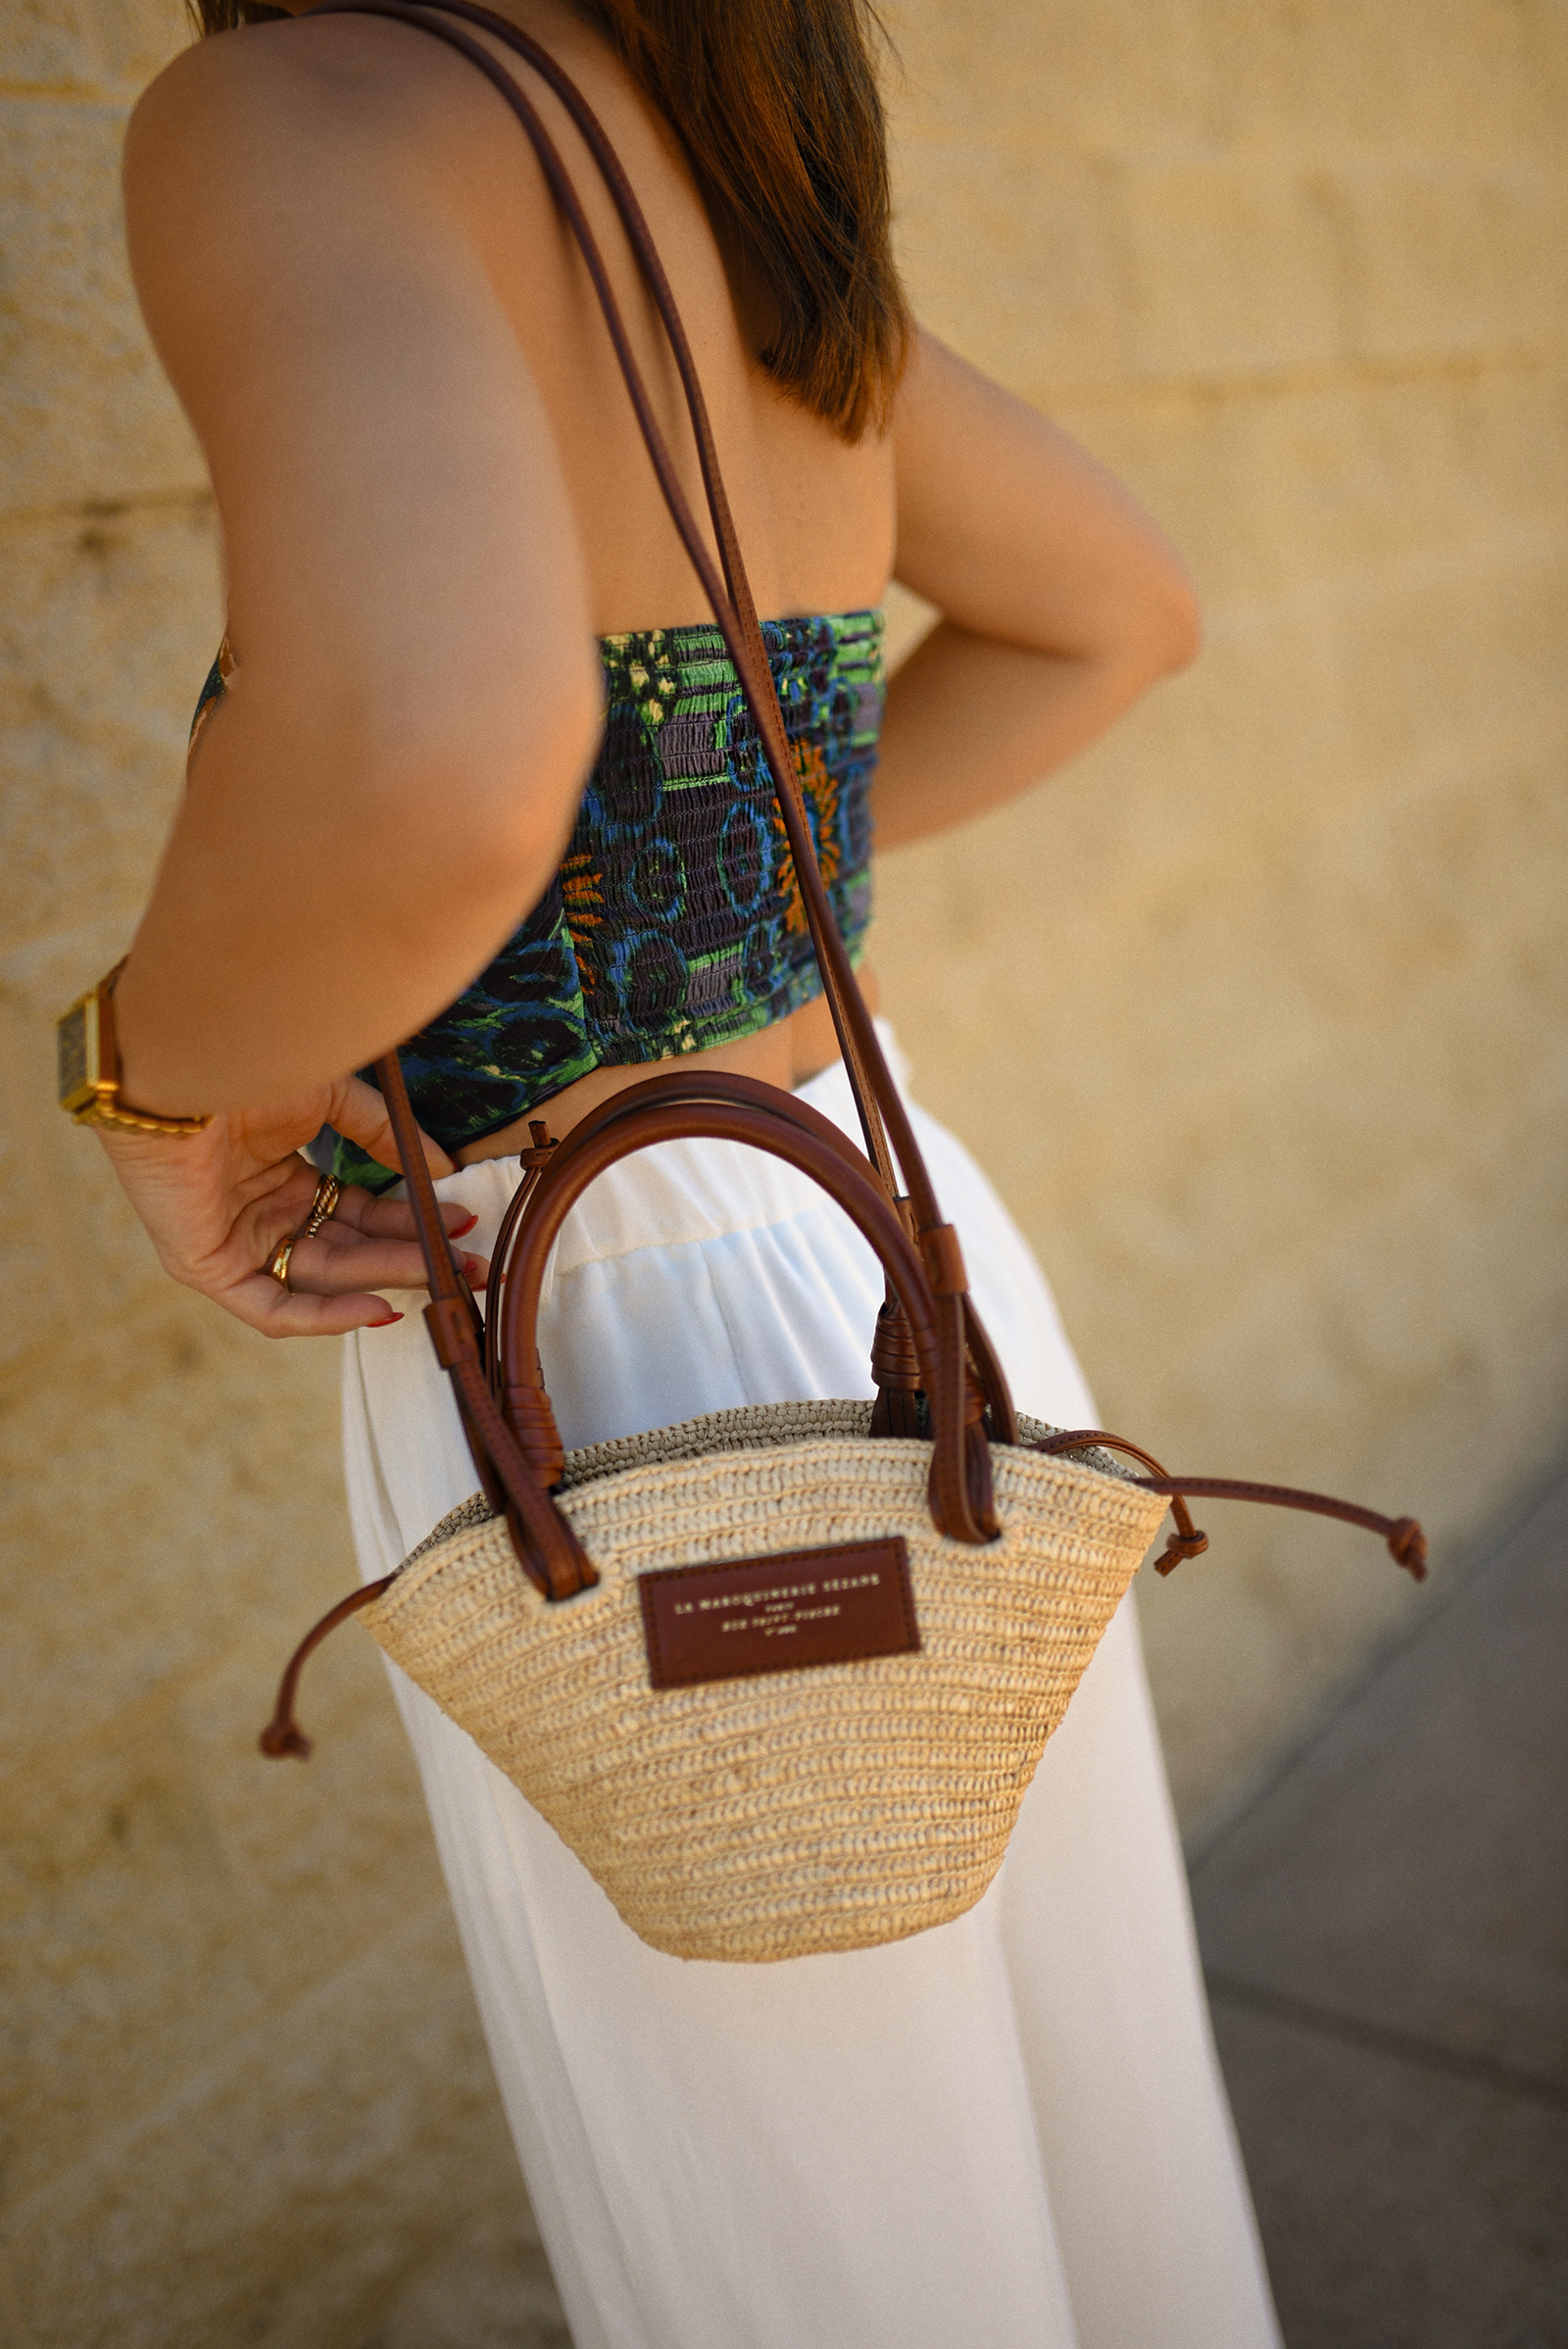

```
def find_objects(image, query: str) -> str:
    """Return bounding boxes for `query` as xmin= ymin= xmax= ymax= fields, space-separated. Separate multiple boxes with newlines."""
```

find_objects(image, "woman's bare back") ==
xmin=446 ymin=0 xmax=898 ymax=634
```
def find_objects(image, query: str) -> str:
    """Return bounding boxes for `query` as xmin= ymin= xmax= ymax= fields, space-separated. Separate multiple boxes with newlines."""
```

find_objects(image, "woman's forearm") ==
xmin=873 ymin=613 xmax=1196 ymax=853
xmin=882 ymin=332 xmax=1201 ymax=849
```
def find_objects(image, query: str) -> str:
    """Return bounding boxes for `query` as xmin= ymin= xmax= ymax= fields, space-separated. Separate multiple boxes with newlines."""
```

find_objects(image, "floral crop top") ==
xmin=191 ymin=609 xmax=882 ymax=1190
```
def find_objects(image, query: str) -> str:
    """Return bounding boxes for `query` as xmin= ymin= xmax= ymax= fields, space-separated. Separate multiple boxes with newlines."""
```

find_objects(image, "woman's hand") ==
xmin=94 ymin=1072 xmax=487 ymax=1339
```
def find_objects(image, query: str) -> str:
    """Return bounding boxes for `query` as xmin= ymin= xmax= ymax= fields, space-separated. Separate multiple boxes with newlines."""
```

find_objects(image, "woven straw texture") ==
xmin=363 ymin=1406 xmax=1170 ymax=1962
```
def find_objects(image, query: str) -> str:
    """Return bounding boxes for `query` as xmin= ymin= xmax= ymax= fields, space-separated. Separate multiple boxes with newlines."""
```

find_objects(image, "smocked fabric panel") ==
xmin=189 ymin=612 xmax=882 ymax=1192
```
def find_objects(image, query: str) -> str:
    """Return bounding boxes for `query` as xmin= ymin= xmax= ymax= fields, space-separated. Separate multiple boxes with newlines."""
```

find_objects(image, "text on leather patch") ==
xmin=640 ymin=1539 xmax=918 ymax=1689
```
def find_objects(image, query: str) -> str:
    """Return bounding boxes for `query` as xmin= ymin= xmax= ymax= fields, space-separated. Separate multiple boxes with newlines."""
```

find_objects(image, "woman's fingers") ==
xmin=288 ymin=1231 xmax=489 ymax=1295
xmin=225 ymin=1272 xmax=412 ymax=1338
xmin=327 ymin=1073 xmax=456 ymax=1180
xmin=331 ymin=1188 xmax=478 ymax=1244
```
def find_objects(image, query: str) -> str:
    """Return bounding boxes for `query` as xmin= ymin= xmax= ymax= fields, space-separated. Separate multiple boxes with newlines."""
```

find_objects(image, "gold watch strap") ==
xmin=56 ymin=959 xmax=212 ymax=1138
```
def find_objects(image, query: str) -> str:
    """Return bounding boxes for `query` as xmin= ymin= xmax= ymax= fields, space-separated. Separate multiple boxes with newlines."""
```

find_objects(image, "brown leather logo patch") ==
xmin=640 ymin=1539 xmax=918 ymax=1689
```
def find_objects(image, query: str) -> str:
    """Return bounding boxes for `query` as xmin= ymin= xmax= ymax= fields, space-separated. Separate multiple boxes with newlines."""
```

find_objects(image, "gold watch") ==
xmin=56 ymin=958 xmax=212 ymax=1138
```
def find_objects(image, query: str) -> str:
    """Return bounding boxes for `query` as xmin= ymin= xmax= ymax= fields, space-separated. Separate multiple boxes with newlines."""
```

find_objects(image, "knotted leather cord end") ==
xmin=258 ymin=1576 xmax=393 ymax=1763
xmin=1035 ymin=1429 xmax=1207 ymax=1573
xmin=259 ymin=1720 xmax=313 ymax=1761
xmin=1154 ymin=1525 xmax=1210 ymax=1578
xmin=1388 ymin=1516 xmax=1429 ymax=1580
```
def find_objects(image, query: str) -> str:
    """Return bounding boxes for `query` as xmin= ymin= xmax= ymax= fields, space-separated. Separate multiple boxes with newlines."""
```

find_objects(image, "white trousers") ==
xmin=342 ymin=1035 xmax=1281 ymax=2349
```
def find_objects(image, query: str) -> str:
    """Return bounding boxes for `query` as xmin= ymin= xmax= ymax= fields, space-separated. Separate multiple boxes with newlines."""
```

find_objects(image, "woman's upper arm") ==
xmin=890 ymin=327 xmax=1200 ymax=671
xmin=123 ymin=22 xmax=599 ymax=832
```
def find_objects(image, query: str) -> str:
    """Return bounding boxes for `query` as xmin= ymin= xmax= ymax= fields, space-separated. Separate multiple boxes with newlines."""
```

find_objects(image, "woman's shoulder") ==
xmin=122 ymin=12 xmax=562 ymax=405
xmin=128 ymin=14 xmax=434 ymax=160
xmin=124 ymin=13 xmax=538 ymax=278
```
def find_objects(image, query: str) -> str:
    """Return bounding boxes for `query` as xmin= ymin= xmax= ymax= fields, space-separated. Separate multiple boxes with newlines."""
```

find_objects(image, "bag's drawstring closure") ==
xmin=1031 ymin=1432 xmax=1210 ymax=1570
xmin=1032 ymin=1431 xmax=1428 ymax=1580
xmin=259 ymin=1432 xmax=1427 ymax=1762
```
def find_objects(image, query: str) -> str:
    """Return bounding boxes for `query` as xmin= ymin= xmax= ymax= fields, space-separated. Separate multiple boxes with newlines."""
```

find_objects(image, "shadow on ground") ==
xmin=1192 ymin=1461 xmax=1568 ymax=2349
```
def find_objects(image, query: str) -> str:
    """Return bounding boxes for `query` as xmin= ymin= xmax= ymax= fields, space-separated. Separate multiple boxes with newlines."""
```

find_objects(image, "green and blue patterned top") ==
xmin=191 ymin=610 xmax=882 ymax=1190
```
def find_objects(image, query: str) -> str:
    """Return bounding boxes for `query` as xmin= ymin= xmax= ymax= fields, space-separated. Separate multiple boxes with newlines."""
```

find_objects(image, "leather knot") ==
xmin=259 ymin=1720 xmax=313 ymax=1761
xmin=1388 ymin=1516 xmax=1428 ymax=1580
xmin=869 ymin=1296 xmax=922 ymax=1391
xmin=503 ymin=1382 xmax=566 ymax=1489
xmin=1154 ymin=1526 xmax=1209 ymax=1577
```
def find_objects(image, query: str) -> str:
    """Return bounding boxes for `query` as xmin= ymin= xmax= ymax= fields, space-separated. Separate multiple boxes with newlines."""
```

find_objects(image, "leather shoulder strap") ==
xmin=309 ymin=0 xmax=943 ymax=1221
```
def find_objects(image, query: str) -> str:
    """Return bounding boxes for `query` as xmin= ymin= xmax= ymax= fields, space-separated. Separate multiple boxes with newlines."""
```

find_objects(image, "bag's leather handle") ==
xmin=486 ymin=1065 xmax=1015 ymax=1445
xmin=493 ymin=1088 xmax=998 ymax=1559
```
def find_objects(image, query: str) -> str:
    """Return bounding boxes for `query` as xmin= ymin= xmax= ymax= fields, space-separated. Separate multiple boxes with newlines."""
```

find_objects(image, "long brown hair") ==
xmin=190 ymin=0 xmax=910 ymax=441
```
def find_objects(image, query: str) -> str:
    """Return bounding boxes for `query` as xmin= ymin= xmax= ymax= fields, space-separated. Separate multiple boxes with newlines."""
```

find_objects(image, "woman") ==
xmin=96 ymin=0 xmax=1281 ymax=2340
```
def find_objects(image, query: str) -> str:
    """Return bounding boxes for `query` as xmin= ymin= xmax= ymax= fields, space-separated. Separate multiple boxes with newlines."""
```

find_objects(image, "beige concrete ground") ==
xmin=1194 ymin=1452 xmax=1568 ymax=2348
xmin=1 ymin=1 xmax=1564 ymax=2340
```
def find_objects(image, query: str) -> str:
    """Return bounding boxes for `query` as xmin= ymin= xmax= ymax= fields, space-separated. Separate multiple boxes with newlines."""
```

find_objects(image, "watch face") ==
xmin=57 ymin=996 xmax=100 ymax=1114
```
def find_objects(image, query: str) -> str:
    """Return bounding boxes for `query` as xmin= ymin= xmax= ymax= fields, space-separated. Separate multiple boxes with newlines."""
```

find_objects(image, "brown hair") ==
xmin=189 ymin=0 xmax=910 ymax=441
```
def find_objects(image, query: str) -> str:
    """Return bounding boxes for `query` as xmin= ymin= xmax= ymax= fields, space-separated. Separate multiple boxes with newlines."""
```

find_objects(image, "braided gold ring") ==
xmin=298 ymin=1172 xmax=341 ymax=1243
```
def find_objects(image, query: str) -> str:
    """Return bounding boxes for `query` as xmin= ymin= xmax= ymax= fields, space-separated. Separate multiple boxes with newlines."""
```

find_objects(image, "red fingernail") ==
xmin=451 ymin=1211 xmax=479 ymax=1237
xmin=369 ymin=1312 xmax=405 ymax=1328
xmin=462 ymin=1253 xmax=486 ymax=1279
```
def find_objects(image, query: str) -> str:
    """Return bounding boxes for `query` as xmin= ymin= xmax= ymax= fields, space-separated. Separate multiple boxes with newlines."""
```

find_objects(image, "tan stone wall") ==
xmin=1 ymin=5 xmax=549 ymax=2339
xmin=1 ymin=1 xmax=1563 ymax=2339
xmin=878 ymin=0 xmax=1568 ymax=1822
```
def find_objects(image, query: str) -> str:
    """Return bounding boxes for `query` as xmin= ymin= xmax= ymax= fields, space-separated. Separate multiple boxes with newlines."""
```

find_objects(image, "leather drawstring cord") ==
xmin=1033 ymin=1431 xmax=1428 ymax=1580
xmin=260 ymin=1577 xmax=392 ymax=1758
xmin=1032 ymin=1433 xmax=1209 ymax=1571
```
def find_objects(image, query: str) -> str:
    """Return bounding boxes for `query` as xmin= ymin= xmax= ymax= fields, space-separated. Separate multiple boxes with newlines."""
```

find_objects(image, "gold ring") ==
xmin=297 ymin=1172 xmax=341 ymax=1243
xmin=266 ymin=1233 xmax=297 ymax=1291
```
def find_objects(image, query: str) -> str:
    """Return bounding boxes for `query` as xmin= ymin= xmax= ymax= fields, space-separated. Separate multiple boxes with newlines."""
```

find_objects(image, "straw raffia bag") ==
xmin=262 ymin=0 xmax=1427 ymax=1964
